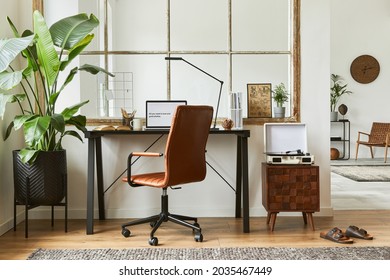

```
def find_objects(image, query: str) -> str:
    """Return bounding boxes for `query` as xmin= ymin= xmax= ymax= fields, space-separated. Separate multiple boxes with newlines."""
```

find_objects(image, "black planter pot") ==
xmin=13 ymin=150 xmax=67 ymax=205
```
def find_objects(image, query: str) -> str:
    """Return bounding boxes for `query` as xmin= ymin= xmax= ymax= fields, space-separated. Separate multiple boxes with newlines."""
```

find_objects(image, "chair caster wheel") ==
xmin=122 ymin=228 xmax=131 ymax=238
xmin=149 ymin=237 xmax=158 ymax=246
xmin=194 ymin=232 xmax=203 ymax=242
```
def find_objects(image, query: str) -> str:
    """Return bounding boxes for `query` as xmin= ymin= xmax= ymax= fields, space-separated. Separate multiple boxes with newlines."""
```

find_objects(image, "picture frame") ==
xmin=247 ymin=83 xmax=272 ymax=118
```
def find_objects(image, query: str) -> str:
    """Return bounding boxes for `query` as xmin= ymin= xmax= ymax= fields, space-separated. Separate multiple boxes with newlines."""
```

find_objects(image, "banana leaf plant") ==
xmin=0 ymin=11 xmax=113 ymax=163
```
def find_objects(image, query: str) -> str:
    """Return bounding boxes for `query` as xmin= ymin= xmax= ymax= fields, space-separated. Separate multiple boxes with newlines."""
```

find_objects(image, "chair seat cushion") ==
xmin=123 ymin=172 xmax=167 ymax=188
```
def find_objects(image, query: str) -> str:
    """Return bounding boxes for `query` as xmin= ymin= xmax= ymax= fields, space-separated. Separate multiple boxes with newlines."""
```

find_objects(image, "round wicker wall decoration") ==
xmin=350 ymin=55 xmax=380 ymax=84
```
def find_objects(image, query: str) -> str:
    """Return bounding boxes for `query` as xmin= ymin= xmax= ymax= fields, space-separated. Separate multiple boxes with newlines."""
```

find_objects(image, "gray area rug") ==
xmin=27 ymin=247 xmax=390 ymax=260
xmin=331 ymin=165 xmax=390 ymax=182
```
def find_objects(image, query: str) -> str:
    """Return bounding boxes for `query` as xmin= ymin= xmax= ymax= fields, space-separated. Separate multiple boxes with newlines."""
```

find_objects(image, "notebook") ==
xmin=145 ymin=100 xmax=187 ymax=130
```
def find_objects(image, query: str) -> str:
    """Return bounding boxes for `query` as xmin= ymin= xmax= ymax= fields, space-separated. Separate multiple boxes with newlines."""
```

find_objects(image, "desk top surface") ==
xmin=84 ymin=128 xmax=250 ymax=138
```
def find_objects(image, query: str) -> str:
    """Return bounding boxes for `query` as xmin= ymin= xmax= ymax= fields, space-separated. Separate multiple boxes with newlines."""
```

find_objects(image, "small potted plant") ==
xmin=330 ymin=74 xmax=352 ymax=121
xmin=272 ymin=82 xmax=289 ymax=118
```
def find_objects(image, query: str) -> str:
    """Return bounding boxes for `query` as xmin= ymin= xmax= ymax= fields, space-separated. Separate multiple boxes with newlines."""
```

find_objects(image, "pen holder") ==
xmin=230 ymin=108 xmax=243 ymax=129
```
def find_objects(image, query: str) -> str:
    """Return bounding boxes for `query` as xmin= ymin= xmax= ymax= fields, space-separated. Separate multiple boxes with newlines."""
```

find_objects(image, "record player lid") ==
xmin=264 ymin=123 xmax=308 ymax=155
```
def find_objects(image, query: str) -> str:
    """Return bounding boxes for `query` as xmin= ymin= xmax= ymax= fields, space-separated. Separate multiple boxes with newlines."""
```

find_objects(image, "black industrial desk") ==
xmin=84 ymin=128 xmax=251 ymax=234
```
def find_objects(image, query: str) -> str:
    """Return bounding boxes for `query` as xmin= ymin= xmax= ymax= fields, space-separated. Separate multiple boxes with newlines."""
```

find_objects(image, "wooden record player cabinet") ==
xmin=261 ymin=163 xmax=320 ymax=231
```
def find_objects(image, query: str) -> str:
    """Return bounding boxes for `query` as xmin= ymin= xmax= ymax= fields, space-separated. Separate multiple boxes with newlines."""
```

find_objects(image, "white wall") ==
xmin=1 ymin=0 xmax=335 ymax=235
xmin=0 ymin=0 xmax=32 ymax=235
xmin=330 ymin=0 xmax=390 ymax=159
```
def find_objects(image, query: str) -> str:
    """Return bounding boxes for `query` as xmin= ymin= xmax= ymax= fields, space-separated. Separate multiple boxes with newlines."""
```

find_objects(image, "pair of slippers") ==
xmin=320 ymin=225 xmax=374 ymax=244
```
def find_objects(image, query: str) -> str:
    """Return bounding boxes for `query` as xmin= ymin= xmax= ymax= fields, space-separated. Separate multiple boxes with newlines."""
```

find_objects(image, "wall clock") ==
xmin=350 ymin=55 xmax=380 ymax=84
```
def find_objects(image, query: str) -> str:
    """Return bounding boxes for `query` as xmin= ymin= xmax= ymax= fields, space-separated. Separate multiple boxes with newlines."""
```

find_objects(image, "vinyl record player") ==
xmin=264 ymin=123 xmax=315 ymax=164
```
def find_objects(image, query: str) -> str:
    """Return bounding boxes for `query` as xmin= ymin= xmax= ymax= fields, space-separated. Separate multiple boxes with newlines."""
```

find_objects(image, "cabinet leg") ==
xmin=269 ymin=212 xmax=278 ymax=231
xmin=266 ymin=212 xmax=271 ymax=224
xmin=306 ymin=212 xmax=315 ymax=231
xmin=302 ymin=212 xmax=307 ymax=224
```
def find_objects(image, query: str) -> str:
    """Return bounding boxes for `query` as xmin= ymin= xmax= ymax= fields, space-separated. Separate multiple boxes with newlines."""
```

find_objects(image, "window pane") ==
xmin=232 ymin=0 xmax=290 ymax=51
xmin=110 ymin=0 xmax=166 ymax=51
xmin=170 ymin=0 xmax=228 ymax=51
xmin=80 ymin=55 xmax=167 ymax=118
xmin=169 ymin=55 xmax=229 ymax=118
xmin=232 ymin=55 xmax=291 ymax=118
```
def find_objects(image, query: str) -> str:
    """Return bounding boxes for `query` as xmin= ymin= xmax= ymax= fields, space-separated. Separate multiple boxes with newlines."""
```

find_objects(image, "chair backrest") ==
xmin=163 ymin=105 xmax=213 ymax=187
xmin=369 ymin=122 xmax=390 ymax=143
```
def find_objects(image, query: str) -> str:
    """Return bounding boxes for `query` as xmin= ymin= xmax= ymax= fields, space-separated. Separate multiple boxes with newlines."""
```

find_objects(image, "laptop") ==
xmin=145 ymin=100 xmax=187 ymax=130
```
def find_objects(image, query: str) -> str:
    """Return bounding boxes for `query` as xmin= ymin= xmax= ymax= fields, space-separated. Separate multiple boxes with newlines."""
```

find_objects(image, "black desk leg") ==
xmin=241 ymin=136 xmax=250 ymax=233
xmin=86 ymin=138 xmax=95 ymax=234
xmin=235 ymin=136 xmax=242 ymax=218
xmin=95 ymin=137 xmax=105 ymax=220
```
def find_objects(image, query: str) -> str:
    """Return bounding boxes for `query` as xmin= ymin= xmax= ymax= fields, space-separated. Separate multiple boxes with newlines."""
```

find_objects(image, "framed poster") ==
xmin=247 ymin=83 xmax=272 ymax=118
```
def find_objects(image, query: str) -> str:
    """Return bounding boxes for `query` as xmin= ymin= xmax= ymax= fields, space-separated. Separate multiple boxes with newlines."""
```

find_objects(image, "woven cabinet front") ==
xmin=262 ymin=163 xmax=320 ymax=212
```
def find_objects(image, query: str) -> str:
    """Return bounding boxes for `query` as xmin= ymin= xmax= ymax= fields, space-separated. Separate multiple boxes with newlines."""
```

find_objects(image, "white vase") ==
xmin=330 ymin=111 xmax=338 ymax=121
xmin=274 ymin=107 xmax=286 ymax=118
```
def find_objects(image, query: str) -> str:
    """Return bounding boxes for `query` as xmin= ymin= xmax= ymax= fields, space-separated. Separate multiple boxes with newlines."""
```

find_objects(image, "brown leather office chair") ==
xmin=121 ymin=105 xmax=213 ymax=246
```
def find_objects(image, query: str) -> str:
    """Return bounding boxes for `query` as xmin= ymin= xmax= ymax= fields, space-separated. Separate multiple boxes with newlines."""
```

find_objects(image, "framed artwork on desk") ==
xmin=247 ymin=83 xmax=272 ymax=118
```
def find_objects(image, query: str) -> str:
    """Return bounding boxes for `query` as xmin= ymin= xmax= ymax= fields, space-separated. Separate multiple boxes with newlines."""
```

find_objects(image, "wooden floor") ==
xmin=1 ymin=210 xmax=389 ymax=260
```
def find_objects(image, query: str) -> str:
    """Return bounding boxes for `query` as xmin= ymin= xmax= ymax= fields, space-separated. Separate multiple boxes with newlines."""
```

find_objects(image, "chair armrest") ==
xmin=126 ymin=152 xmax=163 ymax=186
xmin=357 ymin=131 xmax=370 ymax=142
xmin=386 ymin=133 xmax=390 ymax=146
xmin=131 ymin=152 xmax=163 ymax=157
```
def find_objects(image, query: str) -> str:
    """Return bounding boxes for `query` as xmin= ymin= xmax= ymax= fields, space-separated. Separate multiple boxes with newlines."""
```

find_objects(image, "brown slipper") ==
xmin=345 ymin=225 xmax=374 ymax=240
xmin=320 ymin=227 xmax=354 ymax=244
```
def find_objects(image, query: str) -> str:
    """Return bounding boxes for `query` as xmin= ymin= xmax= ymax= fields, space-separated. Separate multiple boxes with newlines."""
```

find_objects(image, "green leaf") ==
xmin=33 ymin=11 xmax=60 ymax=87
xmin=49 ymin=13 xmax=99 ymax=50
xmin=62 ymin=130 xmax=84 ymax=142
xmin=51 ymin=113 xmax=65 ymax=133
xmin=23 ymin=115 xmax=51 ymax=148
xmin=0 ymin=92 xmax=27 ymax=118
xmin=14 ymin=114 xmax=36 ymax=130
xmin=56 ymin=67 xmax=78 ymax=95
xmin=0 ymin=93 xmax=14 ymax=118
xmin=0 ymin=35 xmax=34 ymax=73
xmin=59 ymin=35 xmax=94 ymax=71
xmin=79 ymin=64 xmax=115 ymax=77
xmin=66 ymin=115 xmax=87 ymax=132
xmin=3 ymin=121 xmax=14 ymax=141
xmin=0 ymin=70 xmax=23 ymax=90
xmin=18 ymin=148 xmax=39 ymax=164
xmin=61 ymin=100 xmax=89 ymax=121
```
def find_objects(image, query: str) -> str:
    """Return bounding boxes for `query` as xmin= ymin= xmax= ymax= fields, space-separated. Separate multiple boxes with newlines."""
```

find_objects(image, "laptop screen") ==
xmin=145 ymin=100 xmax=187 ymax=129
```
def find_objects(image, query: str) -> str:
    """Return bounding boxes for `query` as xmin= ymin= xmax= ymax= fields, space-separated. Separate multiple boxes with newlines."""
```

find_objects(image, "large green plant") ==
xmin=330 ymin=74 xmax=352 ymax=112
xmin=0 ymin=11 xmax=113 ymax=163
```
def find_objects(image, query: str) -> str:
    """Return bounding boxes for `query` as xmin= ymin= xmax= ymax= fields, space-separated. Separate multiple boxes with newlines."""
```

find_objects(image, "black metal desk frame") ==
xmin=84 ymin=129 xmax=251 ymax=234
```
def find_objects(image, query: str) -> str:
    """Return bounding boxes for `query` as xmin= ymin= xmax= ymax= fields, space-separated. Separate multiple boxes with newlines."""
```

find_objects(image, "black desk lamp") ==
xmin=165 ymin=56 xmax=224 ymax=130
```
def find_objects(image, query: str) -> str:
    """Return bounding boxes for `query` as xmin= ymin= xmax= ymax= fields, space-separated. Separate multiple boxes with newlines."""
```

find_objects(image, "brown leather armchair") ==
xmin=121 ymin=105 xmax=213 ymax=246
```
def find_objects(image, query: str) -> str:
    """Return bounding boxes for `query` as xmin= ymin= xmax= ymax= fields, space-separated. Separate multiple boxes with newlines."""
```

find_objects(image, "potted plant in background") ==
xmin=0 ymin=11 xmax=113 ymax=208
xmin=272 ymin=82 xmax=289 ymax=118
xmin=330 ymin=74 xmax=352 ymax=121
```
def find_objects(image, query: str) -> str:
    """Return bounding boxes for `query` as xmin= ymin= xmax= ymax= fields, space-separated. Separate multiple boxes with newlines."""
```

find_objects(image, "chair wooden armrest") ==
xmin=357 ymin=131 xmax=370 ymax=142
xmin=386 ymin=133 xmax=390 ymax=146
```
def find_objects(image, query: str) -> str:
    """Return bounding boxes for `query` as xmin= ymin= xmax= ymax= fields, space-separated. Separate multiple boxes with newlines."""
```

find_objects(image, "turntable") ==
xmin=264 ymin=123 xmax=315 ymax=164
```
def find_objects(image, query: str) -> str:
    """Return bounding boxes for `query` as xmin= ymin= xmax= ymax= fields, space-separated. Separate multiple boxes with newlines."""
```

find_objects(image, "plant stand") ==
xmin=12 ymin=150 xmax=68 ymax=238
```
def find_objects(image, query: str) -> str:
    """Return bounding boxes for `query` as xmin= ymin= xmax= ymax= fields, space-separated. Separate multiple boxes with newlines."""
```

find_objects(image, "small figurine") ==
xmin=222 ymin=118 xmax=234 ymax=130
